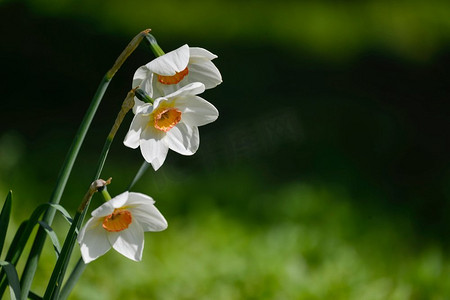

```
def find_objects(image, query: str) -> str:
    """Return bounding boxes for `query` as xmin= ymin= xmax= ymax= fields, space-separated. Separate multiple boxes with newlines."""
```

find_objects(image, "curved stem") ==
xmin=19 ymin=30 xmax=148 ymax=300
xmin=145 ymin=33 xmax=165 ymax=57
xmin=44 ymin=89 xmax=135 ymax=300
xmin=19 ymin=75 xmax=111 ymax=300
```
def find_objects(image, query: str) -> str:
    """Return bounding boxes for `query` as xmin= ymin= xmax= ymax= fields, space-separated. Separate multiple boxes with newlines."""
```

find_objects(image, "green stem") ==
xmin=44 ymin=180 xmax=109 ymax=300
xmin=44 ymin=89 xmax=135 ymax=300
xmin=127 ymin=161 xmax=151 ymax=191
xmin=101 ymin=188 xmax=112 ymax=201
xmin=20 ymin=29 xmax=149 ymax=300
xmin=135 ymin=88 xmax=154 ymax=104
xmin=145 ymin=33 xmax=165 ymax=57
xmin=19 ymin=75 xmax=111 ymax=300
xmin=58 ymin=258 xmax=85 ymax=300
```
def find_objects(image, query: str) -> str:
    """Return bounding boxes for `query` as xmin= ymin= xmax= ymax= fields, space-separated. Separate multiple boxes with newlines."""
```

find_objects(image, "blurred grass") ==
xmin=3 ymin=164 xmax=450 ymax=299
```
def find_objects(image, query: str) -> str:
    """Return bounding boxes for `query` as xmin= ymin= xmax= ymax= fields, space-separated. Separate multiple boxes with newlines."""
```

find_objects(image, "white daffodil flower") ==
xmin=124 ymin=82 xmax=218 ymax=171
xmin=78 ymin=191 xmax=167 ymax=263
xmin=132 ymin=44 xmax=222 ymax=111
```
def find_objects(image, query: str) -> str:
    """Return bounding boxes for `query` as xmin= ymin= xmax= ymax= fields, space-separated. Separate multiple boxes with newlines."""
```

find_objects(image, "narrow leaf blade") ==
xmin=128 ymin=161 xmax=151 ymax=190
xmin=38 ymin=221 xmax=61 ymax=258
xmin=0 ymin=260 xmax=21 ymax=300
xmin=49 ymin=204 xmax=74 ymax=226
xmin=0 ymin=191 xmax=12 ymax=257
xmin=28 ymin=290 xmax=43 ymax=300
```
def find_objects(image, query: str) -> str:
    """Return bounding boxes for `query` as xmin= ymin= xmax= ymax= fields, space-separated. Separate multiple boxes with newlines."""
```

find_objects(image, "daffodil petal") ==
xmin=163 ymin=82 xmax=206 ymax=100
xmin=78 ymin=217 xmax=111 ymax=264
xmin=91 ymin=201 xmax=115 ymax=218
xmin=147 ymin=44 xmax=190 ymax=76
xmin=178 ymin=96 xmax=219 ymax=127
xmin=150 ymin=75 xmax=170 ymax=99
xmin=187 ymin=61 xmax=222 ymax=89
xmin=127 ymin=193 xmax=168 ymax=232
xmin=125 ymin=192 xmax=155 ymax=205
xmin=108 ymin=220 xmax=144 ymax=261
xmin=124 ymin=113 xmax=149 ymax=149
xmin=91 ymin=191 xmax=128 ymax=217
xmin=189 ymin=47 xmax=218 ymax=61
xmin=164 ymin=122 xmax=199 ymax=155
xmin=132 ymin=65 xmax=150 ymax=88
xmin=140 ymin=128 xmax=168 ymax=170
xmin=132 ymin=98 xmax=146 ymax=114
xmin=132 ymin=204 xmax=168 ymax=232
xmin=110 ymin=191 xmax=130 ymax=208
xmin=152 ymin=97 xmax=168 ymax=111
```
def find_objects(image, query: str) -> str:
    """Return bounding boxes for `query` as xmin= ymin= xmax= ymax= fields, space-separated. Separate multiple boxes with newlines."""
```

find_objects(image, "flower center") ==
xmin=153 ymin=107 xmax=182 ymax=132
xmin=157 ymin=67 xmax=189 ymax=85
xmin=102 ymin=209 xmax=132 ymax=232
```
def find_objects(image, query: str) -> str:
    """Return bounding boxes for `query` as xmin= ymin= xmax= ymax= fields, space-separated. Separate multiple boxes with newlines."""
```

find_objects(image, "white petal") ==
xmin=189 ymin=47 xmax=218 ymax=61
xmin=164 ymin=122 xmax=199 ymax=155
xmin=150 ymin=75 xmax=169 ymax=99
xmin=108 ymin=220 xmax=144 ymax=261
xmin=110 ymin=191 xmax=131 ymax=208
xmin=187 ymin=61 xmax=222 ymax=89
xmin=91 ymin=201 xmax=115 ymax=218
xmin=147 ymin=44 xmax=190 ymax=76
xmin=177 ymin=95 xmax=219 ymax=127
xmin=124 ymin=113 xmax=150 ymax=149
xmin=125 ymin=192 xmax=155 ymax=205
xmin=127 ymin=193 xmax=168 ymax=232
xmin=133 ymin=205 xmax=168 ymax=232
xmin=140 ymin=72 xmax=156 ymax=100
xmin=132 ymin=98 xmax=146 ymax=114
xmin=78 ymin=217 xmax=111 ymax=263
xmin=132 ymin=66 xmax=150 ymax=88
xmin=136 ymin=103 xmax=154 ymax=115
xmin=140 ymin=127 xmax=169 ymax=170
xmin=152 ymin=97 xmax=168 ymax=110
xmin=163 ymin=82 xmax=205 ymax=100
xmin=91 ymin=191 xmax=129 ymax=217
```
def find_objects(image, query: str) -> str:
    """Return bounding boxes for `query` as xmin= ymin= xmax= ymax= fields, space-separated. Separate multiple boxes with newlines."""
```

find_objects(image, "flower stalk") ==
xmin=135 ymin=88 xmax=155 ymax=104
xmin=2 ymin=29 xmax=223 ymax=300
xmin=101 ymin=187 xmax=112 ymax=202
xmin=44 ymin=179 xmax=111 ymax=300
xmin=145 ymin=33 xmax=165 ymax=57
xmin=44 ymin=89 xmax=136 ymax=299
xmin=19 ymin=30 xmax=148 ymax=300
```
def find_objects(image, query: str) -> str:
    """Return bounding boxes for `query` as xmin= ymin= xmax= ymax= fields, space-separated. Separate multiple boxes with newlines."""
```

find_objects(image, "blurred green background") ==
xmin=1 ymin=0 xmax=450 ymax=299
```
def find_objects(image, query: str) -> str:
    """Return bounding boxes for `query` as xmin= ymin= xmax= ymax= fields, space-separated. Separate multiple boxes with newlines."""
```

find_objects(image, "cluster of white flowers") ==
xmin=78 ymin=44 xmax=222 ymax=263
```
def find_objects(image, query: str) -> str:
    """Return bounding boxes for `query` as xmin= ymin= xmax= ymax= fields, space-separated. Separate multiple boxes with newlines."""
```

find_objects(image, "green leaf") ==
xmin=4 ymin=204 xmax=47 ymax=263
xmin=59 ymin=258 xmax=86 ymax=300
xmin=20 ymin=74 xmax=112 ymax=298
xmin=0 ymin=221 xmax=27 ymax=297
xmin=128 ymin=161 xmax=151 ymax=190
xmin=0 ymin=202 xmax=74 ymax=297
xmin=0 ymin=191 xmax=12 ymax=257
xmin=43 ymin=211 xmax=82 ymax=300
xmin=38 ymin=221 xmax=61 ymax=258
xmin=0 ymin=260 xmax=21 ymax=300
xmin=4 ymin=202 xmax=73 ymax=265
xmin=49 ymin=204 xmax=73 ymax=226
xmin=0 ymin=203 xmax=46 ymax=298
xmin=28 ymin=290 xmax=43 ymax=300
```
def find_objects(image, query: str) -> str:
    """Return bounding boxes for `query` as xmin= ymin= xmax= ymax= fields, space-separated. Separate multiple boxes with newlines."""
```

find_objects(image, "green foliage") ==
xmin=0 ymin=191 xmax=12 ymax=257
xmin=60 ymin=169 xmax=449 ymax=299
xmin=0 ymin=202 xmax=74 ymax=298
xmin=0 ymin=261 xmax=21 ymax=300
